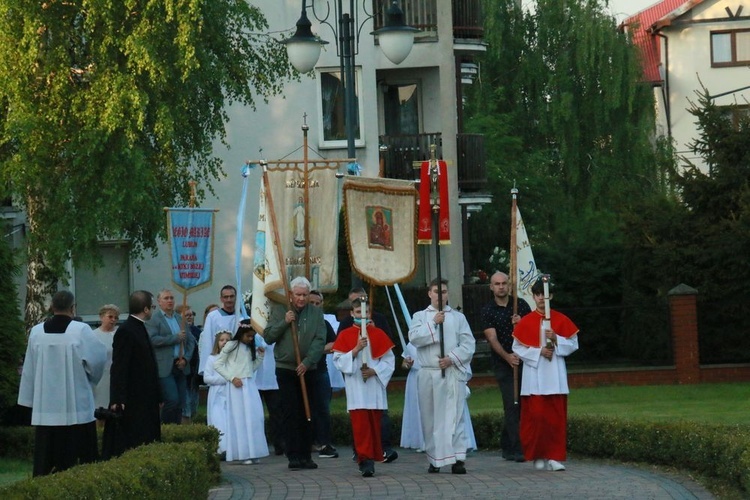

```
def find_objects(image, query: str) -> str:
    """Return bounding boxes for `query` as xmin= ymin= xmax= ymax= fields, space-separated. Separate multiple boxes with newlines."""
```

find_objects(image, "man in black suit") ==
xmin=107 ymin=291 xmax=161 ymax=457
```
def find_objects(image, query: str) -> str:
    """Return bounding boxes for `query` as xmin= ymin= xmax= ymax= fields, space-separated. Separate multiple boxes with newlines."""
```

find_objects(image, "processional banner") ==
xmin=343 ymin=177 xmax=418 ymax=285
xmin=515 ymin=205 xmax=540 ymax=310
xmin=166 ymin=208 xmax=216 ymax=294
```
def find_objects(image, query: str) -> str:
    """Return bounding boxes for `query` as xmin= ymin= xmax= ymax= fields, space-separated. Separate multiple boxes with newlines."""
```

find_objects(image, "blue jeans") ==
xmin=159 ymin=367 xmax=186 ymax=424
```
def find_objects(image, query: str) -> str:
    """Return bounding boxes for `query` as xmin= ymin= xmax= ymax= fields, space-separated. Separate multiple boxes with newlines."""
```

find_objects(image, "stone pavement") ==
xmin=207 ymin=446 xmax=715 ymax=499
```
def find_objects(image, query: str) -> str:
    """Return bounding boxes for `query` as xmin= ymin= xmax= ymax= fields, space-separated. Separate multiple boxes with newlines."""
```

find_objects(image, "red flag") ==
xmin=417 ymin=160 xmax=450 ymax=245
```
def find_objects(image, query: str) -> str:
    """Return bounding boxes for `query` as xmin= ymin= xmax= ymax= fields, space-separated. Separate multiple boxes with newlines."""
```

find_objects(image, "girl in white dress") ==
xmin=203 ymin=331 xmax=232 ymax=456
xmin=213 ymin=321 xmax=269 ymax=464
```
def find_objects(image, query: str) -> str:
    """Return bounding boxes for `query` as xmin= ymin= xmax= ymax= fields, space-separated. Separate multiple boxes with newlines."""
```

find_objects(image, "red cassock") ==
xmin=332 ymin=323 xmax=394 ymax=463
xmin=513 ymin=309 xmax=579 ymax=462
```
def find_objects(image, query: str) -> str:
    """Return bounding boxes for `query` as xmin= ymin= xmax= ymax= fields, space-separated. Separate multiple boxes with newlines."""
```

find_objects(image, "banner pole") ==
xmin=262 ymin=162 xmax=312 ymax=421
xmin=510 ymin=186 xmax=519 ymax=404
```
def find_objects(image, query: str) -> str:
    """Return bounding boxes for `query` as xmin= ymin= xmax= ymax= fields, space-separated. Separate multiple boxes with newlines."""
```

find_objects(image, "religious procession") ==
xmin=15 ymin=128 xmax=580 ymax=484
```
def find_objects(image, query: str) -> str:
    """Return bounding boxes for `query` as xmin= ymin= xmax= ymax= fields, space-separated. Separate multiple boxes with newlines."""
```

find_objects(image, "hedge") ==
xmin=4 ymin=413 xmax=750 ymax=496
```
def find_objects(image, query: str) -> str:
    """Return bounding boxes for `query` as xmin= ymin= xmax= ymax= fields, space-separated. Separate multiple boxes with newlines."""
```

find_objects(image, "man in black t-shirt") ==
xmin=480 ymin=272 xmax=531 ymax=462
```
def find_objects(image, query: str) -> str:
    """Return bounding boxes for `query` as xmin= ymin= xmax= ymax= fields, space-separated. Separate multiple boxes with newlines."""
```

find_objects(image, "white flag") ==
xmin=250 ymin=178 xmax=285 ymax=333
xmin=515 ymin=206 xmax=540 ymax=310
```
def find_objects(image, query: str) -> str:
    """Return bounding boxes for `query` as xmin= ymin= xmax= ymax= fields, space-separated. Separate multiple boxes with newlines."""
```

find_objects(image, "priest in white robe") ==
xmin=18 ymin=290 xmax=107 ymax=476
xmin=409 ymin=278 xmax=475 ymax=474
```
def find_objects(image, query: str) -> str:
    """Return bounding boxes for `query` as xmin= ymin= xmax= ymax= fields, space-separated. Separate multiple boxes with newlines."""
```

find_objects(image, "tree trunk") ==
xmin=23 ymin=197 xmax=51 ymax=332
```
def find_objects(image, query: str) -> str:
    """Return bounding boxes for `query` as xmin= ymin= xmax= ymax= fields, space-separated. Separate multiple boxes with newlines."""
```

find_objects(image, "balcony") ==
xmin=379 ymin=133 xmax=486 ymax=192
xmin=373 ymin=0 xmax=438 ymax=38
xmin=453 ymin=0 xmax=484 ymax=40
xmin=456 ymin=133 xmax=486 ymax=192
xmin=379 ymin=133 xmax=442 ymax=181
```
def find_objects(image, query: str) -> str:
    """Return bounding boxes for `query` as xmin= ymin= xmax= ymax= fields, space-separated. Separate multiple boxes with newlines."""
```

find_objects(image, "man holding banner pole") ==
xmin=264 ymin=276 xmax=327 ymax=471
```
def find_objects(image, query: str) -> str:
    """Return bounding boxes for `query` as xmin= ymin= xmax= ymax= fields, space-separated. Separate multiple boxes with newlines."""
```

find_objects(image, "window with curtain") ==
xmin=318 ymin=68 xmax=363 ymax=148
xmin=711 ymin=29 xmax=750 ymax=67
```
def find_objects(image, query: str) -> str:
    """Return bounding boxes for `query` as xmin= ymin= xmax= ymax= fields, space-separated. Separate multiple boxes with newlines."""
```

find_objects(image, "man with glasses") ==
xmin=199 ymin=285 xmax=240 ymax=375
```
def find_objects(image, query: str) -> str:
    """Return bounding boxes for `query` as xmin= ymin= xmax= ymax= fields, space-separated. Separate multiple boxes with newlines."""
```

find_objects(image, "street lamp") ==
xmin=282 ymin=0 xmax=419 ymax=161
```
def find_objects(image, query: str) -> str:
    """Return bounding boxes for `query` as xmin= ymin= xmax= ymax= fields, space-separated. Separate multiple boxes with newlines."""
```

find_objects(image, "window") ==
xmin=720 ymin=105 xmax=750 ymax=130
xmin=74 ymin=242 xmax=130 ymax=319
xmin=317 ymin=68 xmax=364 ymax=149
xmin=711 ymin=29 xmax=750 ymax=67
xmin=383 ymin=83 xmax=421 ymax=135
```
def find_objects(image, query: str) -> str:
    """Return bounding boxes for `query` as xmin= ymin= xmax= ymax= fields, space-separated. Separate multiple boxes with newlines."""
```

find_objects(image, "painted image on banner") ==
xmin=367 ymin=206 xmax=393 ymax=251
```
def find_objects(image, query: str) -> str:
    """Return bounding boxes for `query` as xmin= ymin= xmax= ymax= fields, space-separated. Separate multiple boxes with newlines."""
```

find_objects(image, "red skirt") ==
xmin=350 ymin=409 xmax=383 ymax=463
xmin=520 ymin=394 xmax=567 ymax=461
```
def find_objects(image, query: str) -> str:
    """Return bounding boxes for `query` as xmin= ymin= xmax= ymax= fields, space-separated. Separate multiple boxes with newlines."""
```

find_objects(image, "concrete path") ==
xmin=208 ymin=446 xmax=714 ymax=499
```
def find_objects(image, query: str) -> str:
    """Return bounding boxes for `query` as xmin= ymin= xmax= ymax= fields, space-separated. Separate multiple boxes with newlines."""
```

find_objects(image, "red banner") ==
xmin=417 ymin=160 xmax=450 ymax=245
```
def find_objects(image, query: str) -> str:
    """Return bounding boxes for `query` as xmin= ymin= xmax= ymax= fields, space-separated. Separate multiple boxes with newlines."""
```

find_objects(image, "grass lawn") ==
xmin=333 ymin=381 xmax=750 ymax=426
xmin=3 ymin=382 xmax=747 ymax=488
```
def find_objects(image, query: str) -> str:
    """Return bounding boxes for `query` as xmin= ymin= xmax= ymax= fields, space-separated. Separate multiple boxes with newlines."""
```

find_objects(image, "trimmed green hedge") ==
xmin=0 ymin=424 xmax=220 ymax=498
xmin=5 ymin=413 xmax=750 ymax=496
xmin=1 ymin=441 xmax=210 ymax=499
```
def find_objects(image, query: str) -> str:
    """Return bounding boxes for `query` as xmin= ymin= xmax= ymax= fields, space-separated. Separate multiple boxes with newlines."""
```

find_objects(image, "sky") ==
xmin=521 ymin=0 xmax=664 ymax=23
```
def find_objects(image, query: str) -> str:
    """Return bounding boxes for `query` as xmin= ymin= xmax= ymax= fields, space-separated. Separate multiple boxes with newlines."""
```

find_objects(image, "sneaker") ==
xmin=318 ymin=445 xmax=339 ymax=458
xmin=428 ymin=464 xmax=440 ymax=473
xmin=451 ymin=460 xmax=466 ymax=474
xmin=301 ymin=459 xmax=318 ymax=469
xmin=415 ymin=448 xmax=424 ymax=453
xmin=546 ymin=459 xmax=565 ymax=471
xmin=533 ymin=459 xmax=545 ymax=470
xmin=383 ymin=449 xmax=399 ymax=463
xmin=242 ymin=459 xmax=259 ymax=465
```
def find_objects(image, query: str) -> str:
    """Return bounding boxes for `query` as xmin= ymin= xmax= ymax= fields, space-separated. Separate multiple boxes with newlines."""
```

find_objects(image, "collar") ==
xmin=427 ymin=305 xmax=452 ymax=312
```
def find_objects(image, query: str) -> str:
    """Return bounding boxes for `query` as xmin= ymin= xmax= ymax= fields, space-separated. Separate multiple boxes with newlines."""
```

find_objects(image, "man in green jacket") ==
xmin=264 ymin=276 xmax=327 ymax=470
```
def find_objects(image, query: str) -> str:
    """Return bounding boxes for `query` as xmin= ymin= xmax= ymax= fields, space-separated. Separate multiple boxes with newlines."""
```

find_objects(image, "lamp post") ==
xmin=283 ymin=0 xmax=418 ymax=162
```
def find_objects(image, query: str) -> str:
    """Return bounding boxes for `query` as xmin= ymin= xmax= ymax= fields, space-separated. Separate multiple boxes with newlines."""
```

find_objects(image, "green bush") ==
xmin=568 ymin=415 xmax=750 ymax=495
xmin=0 ymin=426 xmax=34 ymax=460
xmin=1 ymin=441 xmax=211 ymax=499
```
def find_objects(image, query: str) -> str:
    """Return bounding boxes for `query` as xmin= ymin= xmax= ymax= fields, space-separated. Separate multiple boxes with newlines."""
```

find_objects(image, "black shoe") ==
xmin=288 ymin=459 xmax=302 ymax=470
xmin=352 ymin=452 xmax=357 ymax=462
xmin=451 ymin=460 xmax=466 ymax=474
xmin=514 ymin=454 xmax=525 ymax=463
xmin=318 ymin=445 xmax=339 ymax=458
xmin=301 ymin=459 xmax=318 ymax=469
xmin=360 ymin=459 xmax=375 ymax=477
xmin=428 ymin=464 xmax=440 ymax=473
xmin=383 ymin=449 xmax=399 ymax=463
xmin=274 ymin=445 xmax=285 ymax=456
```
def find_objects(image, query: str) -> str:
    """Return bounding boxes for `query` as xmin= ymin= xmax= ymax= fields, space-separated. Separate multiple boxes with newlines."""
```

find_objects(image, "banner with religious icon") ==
xmin=343 ymin=176 xmax=418 ymax=285
xmin=167 ymin=208 xmax=216 ymax=294
xmin=250 ymin=178 xmax=285 ymax=333
xmin=417 ymin=159 xmax=450 ymax=245
xmin=263 ymin=160 xmax=340 ymax=292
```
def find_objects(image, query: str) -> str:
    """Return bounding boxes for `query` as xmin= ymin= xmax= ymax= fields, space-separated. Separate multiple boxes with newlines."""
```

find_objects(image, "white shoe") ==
xmin=242 ymin=459 xmax=259 ymax=465
xmin=415 ymin=448 xmax=424 ymax=453
xmin=533 ymin=459 xmax=545 ymax=470
xmin=546 ymin=459 xmax=565 ymax=471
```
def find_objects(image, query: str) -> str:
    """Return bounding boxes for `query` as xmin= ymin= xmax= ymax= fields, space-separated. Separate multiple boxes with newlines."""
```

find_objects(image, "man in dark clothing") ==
xmin=107 ymin=290 xmax=162 ymax=457
xmin=480 ymin=272 xmax=531 ymax=462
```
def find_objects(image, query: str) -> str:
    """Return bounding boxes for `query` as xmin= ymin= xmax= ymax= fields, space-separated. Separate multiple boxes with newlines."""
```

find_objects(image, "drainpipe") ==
xmin=656 ymin=32 xmax=672 ymax=139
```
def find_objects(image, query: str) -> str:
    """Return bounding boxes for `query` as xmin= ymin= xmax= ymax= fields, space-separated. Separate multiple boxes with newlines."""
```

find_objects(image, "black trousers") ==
xmin=494 ymin=361 xmax=523 ymax=456
xmin=276 ymin=367 xmax=319 ymax=462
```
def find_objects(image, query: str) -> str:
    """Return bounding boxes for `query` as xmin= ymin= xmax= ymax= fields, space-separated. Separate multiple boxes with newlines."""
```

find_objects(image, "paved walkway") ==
xmin=207 ymin=447 xmax=714 ymax=499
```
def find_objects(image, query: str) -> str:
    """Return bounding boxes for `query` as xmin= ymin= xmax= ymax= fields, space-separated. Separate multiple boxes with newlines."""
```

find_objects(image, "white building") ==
xmin=621 ymin=0 xmax=750 ymax=171
xmin=5 ymin=0 xmax=489 ymax=324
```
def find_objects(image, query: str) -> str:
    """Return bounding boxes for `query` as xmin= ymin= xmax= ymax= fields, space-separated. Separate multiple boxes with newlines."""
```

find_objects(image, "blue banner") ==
xmin=168 ymin=208 xmax=215 ymax=292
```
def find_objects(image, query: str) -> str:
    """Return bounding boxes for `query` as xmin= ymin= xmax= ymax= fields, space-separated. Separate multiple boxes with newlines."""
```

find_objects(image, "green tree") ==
xmin=0 ymin=0 xmax=294 ymax=329
xmin=464 ymin=0 xmax=671 ymax=363
xmin=0 ymin=237 xmax=25 ymax=422
xmin=623 ymin=87 xmax=750 ymax=363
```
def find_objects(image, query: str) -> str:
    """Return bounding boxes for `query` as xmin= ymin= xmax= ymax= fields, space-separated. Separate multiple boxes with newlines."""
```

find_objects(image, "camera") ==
xmin=95 ymin=407 xmax=123 ymax=420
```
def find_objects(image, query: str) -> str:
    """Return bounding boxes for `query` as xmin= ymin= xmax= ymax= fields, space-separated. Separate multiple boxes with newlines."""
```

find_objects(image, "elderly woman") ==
xmin=92 ymin=304 xmax=120 ymax=423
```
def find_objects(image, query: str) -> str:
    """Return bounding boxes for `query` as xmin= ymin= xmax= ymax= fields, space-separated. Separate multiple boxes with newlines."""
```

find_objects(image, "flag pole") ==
xmin=261 ymin=161 xmax=312 ymax=421
xmin=429 ymin=144 xmax=445 ymax=378
xmin=510 ymin=186 xmax=519 ymax=404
